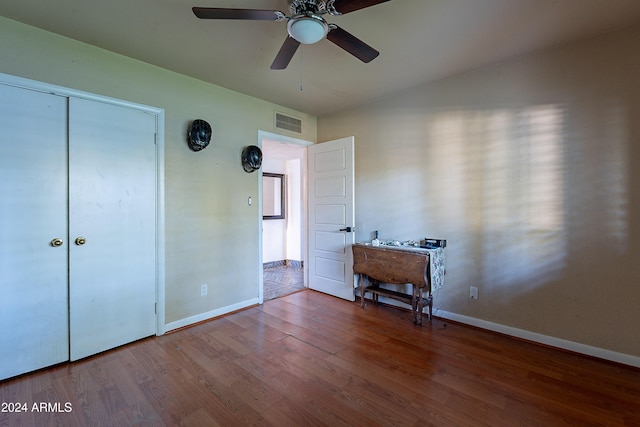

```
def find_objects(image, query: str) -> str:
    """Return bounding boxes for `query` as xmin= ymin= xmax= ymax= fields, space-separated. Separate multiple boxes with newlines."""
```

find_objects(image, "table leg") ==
xmin=417 ymin=287 xmax=424 ymax=326
xmin=411 ymin=285 xmax=418 ymax=324
xmin=374 ymin=281 xmax=379 ymax=305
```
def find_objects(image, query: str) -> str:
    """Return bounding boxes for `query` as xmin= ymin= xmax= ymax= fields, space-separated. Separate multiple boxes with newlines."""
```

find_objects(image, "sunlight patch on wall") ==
xmin=426 ymin=105 xmax=567 ymax=291
xmin=425 ymin=101 xmax=629 ymax=292
xmin=479 ymin=105 xmax=566 ymax=289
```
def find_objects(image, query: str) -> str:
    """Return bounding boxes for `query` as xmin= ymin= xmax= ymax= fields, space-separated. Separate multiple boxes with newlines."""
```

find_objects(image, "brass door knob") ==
xmin=75 ymin=237 xmax=86 ymax=246
xmin=50 ymin=238 xmax=64 ymax=247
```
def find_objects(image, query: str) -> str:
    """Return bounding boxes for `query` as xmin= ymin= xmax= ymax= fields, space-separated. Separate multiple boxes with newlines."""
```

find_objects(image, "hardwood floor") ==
xmin=1 ymin=289 xmax=639 ymax=426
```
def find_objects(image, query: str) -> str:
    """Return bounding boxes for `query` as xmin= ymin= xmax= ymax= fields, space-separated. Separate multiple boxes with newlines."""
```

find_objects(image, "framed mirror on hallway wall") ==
xmin=263 ymin=172 xmax=285 ymax=220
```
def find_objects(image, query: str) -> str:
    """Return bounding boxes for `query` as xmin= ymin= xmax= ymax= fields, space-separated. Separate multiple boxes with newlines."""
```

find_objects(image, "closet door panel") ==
xmin=0 ymin=84 xmax=69 ymax=380
xmin=68 ymin=98 xmax=156 ymax=360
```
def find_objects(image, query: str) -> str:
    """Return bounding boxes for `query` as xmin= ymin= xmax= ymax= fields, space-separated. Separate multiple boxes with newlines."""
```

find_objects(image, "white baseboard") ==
xmin=162 ymin=297 xmax=260 ymax=334
xmin=437 ymin=310 xmax=640 ymax=369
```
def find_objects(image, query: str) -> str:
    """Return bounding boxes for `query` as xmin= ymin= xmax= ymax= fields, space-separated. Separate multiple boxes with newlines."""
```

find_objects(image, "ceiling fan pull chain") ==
xmin=299 ymin=50 xmax=304 ymax=91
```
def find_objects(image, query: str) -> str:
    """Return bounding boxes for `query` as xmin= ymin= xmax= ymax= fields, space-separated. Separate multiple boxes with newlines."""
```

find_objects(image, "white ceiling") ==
xmin=2 ymin=0 xmax=640 ymax=116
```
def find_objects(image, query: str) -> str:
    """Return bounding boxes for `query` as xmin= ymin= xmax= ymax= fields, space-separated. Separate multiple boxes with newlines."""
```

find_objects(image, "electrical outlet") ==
xmin=470 ymin=286 xmax=479 ymax=299
xmin=200 ymin=284 xmax=208 ymax=297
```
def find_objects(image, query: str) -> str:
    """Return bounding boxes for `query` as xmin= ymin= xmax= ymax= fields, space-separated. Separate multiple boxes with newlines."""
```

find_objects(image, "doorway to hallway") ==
xmin=259 ymin=131 xmax=312 ymax=302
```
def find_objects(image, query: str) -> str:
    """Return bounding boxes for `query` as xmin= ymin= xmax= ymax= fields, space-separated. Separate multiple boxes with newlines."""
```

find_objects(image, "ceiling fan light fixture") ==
xmin=287 ymin=15 xmax=328 ymax=44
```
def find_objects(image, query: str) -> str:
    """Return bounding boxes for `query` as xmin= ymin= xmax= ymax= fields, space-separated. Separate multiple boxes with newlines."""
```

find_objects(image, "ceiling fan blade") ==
xmin=192 ymin=7 xmax=284 ymax=21
xmin=330 ymin=0 xmax=391 ymax=14
xmin=326 ymin=26 xmax=379 ymax=63
xmin=270 ymin=37 xmax=301 ymax=70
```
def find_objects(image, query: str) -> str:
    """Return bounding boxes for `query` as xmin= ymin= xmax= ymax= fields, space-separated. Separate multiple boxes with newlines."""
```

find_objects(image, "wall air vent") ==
xmin=274 ymin=112 xmax=302 ymax=134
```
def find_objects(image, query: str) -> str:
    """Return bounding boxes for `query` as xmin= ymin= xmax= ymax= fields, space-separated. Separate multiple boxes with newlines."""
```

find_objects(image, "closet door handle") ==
xmin=50 ymin=238 xmax=64 ymax=247
xmin=75 ymin=237 xmax=87 ymax=246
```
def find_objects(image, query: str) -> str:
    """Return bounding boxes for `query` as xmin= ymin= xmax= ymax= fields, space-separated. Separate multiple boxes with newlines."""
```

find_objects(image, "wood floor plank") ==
xmin=244 ymin=308 xmax=314 ymax=338
xmin=326 ymin=348 xmax=455 ymax=421
xmin=268 ymin=369 xmax=377 ymax=427
xmin=179 ymin=407 xmax=223 ymax=427
xmin=1 ymin=289 xmax=640 ymax=426
xmin=261 ymin=397 xmax=328 ymax=427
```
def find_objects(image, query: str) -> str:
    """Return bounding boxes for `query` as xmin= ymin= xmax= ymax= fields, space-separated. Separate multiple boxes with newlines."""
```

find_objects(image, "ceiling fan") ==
xmin=192 ymin=0 xmax=390 ymax=69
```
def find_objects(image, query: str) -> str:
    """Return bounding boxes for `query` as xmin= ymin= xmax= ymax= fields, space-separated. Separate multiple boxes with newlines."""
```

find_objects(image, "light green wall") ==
xmin=0 ymin=17 xmax=316 ymax=326
xmin=319 ymin=24 xmax=640 ymax=358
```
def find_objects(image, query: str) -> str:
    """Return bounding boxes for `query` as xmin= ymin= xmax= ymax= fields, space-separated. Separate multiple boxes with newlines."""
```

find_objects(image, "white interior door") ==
xmin=0 ymin=84 xmax=69 ymax=380
xmin=308 ymin=136 xmax=355 ymax=300
xmin=68 ymin=98 xmax=157 ymax=360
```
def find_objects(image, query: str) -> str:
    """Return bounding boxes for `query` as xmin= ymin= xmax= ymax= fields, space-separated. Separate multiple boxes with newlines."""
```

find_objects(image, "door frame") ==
xmin=0 ymin=72 xmax=167 ymax=336
xmin=257 ymin=130 xmax=313 ymax=303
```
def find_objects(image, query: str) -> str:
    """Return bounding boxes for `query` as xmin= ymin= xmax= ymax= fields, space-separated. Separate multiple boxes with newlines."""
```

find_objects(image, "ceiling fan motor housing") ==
xmin=288 ymin=0 xmax=329 ymax=16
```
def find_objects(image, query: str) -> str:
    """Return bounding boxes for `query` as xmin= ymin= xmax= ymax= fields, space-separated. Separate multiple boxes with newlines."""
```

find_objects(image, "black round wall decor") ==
xmin=242 ymin=145 xmax=263 ymax=173
xmin=187 ymin=119 xmax=212 ymax=151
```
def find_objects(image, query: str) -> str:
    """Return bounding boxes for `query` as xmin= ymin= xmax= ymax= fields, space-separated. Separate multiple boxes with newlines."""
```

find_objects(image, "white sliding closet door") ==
xmin=68 ymin=98 xmax=157 ymax=360
xmin=0 ymin=84 xmax=70 ymax=380
xmin=1 ymin=82 xmax=158 ymax=379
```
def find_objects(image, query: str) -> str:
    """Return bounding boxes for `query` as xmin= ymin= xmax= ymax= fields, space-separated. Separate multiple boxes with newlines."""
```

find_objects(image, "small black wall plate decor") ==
xmin=187 ymin=119 xmax=212 ymax=151
xmin=242 ymin=145 xmax=263 ymax=173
